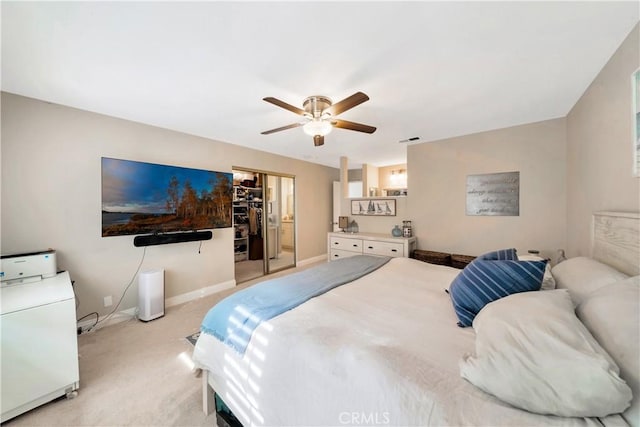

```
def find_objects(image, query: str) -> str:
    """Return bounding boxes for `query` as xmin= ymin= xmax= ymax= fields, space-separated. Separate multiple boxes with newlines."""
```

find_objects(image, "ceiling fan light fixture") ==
xmin=262 ymin=92 xmax=374 ymax=145
xmin=303 ymin=119 xmax=333 ymax=137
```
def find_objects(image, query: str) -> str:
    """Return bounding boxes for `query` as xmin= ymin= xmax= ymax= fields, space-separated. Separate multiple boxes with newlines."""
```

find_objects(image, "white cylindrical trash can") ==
xmin=138 ymin=269 xmax=165 ymax=321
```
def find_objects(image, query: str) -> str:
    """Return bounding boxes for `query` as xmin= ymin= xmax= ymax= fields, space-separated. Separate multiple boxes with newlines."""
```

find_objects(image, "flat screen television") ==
xmin=101 ymin=157 xmax=233 ymax=237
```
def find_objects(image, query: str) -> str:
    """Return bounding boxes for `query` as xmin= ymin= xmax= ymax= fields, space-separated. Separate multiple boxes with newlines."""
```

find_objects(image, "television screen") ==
xmin=101 ymin=157 xmax=233 ymax=237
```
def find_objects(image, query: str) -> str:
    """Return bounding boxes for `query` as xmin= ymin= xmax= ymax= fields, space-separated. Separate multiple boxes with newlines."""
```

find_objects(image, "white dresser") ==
xmin=327 ymin=232 xmax=417 ymax=261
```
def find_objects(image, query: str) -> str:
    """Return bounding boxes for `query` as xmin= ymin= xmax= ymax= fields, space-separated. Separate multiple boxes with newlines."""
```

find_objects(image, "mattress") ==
xmin=192 ymin=257 xmax=626 ymax=426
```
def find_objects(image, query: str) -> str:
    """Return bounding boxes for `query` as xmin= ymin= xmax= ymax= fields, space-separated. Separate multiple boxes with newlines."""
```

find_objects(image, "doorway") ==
xmin=233 ymin=168 xmax=296 ymax=284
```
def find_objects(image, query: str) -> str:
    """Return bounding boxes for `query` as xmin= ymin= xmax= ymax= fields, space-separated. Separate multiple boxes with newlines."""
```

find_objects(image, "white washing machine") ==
xmin=1 ymin=271 xmax=80 ymax=423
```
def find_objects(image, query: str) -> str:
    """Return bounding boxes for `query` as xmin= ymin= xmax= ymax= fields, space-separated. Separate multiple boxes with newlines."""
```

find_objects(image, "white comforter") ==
xmin=192 ymin=257 xmax=625 ymax=426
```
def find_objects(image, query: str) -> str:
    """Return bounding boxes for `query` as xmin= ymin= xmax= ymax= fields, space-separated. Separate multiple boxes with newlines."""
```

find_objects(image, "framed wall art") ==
xmin=466 ymin=171 xmax=520 ymax=216
xmin=351 ymin=198 xmax=396 ymax=216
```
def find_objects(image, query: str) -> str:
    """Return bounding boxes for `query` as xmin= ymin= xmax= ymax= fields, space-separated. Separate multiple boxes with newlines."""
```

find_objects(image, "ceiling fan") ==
xmin=261 ymin=92 xmax=376 ymax=146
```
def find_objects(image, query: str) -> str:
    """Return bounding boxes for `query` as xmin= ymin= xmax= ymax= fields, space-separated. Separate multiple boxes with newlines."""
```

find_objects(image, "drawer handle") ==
xmin=391 ymin=249 xmax=398 ymax=252
xmin=334 ymin=242 xmax=339 ymax=245
xmin=353 ymin=244 xmax=359 ymax=247
xmin=334 ymin=254 xmax=339 ymax=257
xmin=368 ymin=246 xmax=374 ymax=249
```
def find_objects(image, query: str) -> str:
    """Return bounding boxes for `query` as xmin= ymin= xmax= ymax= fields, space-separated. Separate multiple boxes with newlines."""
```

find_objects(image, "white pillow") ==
xmin=551 ymin=257 xmax=628 ymax=306
xmin=518 ymin=254 xmax=555 ymax=290
xmin=577 ymin=276 xmax=640 ymax=427
xmin=460 ymin=289 xmax=632 ymax=418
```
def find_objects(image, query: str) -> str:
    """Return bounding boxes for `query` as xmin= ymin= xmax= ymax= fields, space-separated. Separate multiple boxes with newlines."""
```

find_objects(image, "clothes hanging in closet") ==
xmin=248 ymin=205 xmax=262 ymax=236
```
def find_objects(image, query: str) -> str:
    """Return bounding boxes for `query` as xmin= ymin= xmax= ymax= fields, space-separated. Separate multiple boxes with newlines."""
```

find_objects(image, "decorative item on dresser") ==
xmin=402 ymin=220 xmax=412 ymax=237
xmin=338 ymin=216 xmax=349 ymax=232
xmin=327 ymin=232 xmax=416 ymax=261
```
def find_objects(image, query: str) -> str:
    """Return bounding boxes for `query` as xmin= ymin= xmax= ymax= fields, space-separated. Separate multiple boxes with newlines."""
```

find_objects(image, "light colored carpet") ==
xmin=234 ymin=250 xmax=295 ymax=284
xmin=5 ymin=262 xmax=319 ymax=426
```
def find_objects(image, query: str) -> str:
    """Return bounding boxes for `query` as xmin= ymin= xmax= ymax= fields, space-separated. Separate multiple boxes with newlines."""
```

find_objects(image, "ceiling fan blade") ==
xmin=263 ymin=97 xmax=305 ymax=115
xmin=332 ymin=119 xmax=377 ymax=134
xmin=261 ymin=122 xmax=304 ymax=135
xmin=326 ymin=92 xmax=369 ymax=116
xmin=313 ymin=135 xmax=324 ymax=146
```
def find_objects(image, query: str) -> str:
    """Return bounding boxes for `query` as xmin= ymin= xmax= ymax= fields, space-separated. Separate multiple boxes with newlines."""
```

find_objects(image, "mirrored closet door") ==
xmin=233 ymin=168 xmax=295 ymax=284
xmin=265 ymin=174 xmax=295 ymax=274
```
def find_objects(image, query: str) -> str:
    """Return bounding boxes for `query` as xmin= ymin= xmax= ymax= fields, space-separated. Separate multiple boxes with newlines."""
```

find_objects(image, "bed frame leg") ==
xmin=202 ymin=370 xmax=215 ymax=416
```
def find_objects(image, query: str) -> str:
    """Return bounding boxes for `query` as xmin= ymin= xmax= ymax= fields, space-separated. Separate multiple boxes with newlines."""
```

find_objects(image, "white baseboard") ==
xmin=77 ymin=257 xmax=326 ymax=334
xmin=77 ymin=279 xmax=236 ymax=333
xmin=297 ymin=253 xmax=327 ymax=267
xmin=77 ymin=306 xmax=137 ymax=332
xmin=165 ymin=279 xmax=236 ymax=308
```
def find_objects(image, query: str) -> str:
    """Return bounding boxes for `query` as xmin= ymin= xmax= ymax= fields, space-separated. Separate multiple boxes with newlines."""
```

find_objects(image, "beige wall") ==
xmin=362 ymin=164 xmax=379 ymax=197
xmin=1 ymin=93 xmax=338 ymax=319
xmin=407 ymin=118 xmax=567 ymax=260
xmin=566 ymin=24 xmax=640 ymax=257
xmin=404 ymin=25 xmax=640 ymax=260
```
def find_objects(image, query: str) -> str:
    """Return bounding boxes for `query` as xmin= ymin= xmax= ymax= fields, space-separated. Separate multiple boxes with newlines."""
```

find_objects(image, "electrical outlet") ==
xmin=103 ymin=295 xmax=113 ymax=307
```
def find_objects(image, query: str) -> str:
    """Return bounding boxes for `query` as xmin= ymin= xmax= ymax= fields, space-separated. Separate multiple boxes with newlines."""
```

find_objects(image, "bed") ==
xmin=192 ymin=211 xmax=639 ymax=426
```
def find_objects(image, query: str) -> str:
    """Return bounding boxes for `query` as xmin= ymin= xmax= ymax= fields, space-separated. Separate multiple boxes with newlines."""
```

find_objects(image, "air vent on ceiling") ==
xmin=399 ymin=137 xmax=420 ymax=143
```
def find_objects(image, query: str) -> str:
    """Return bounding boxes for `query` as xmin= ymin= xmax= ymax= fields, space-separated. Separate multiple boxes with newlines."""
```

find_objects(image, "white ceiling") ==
xmin=2 ymin=2 xmax=638 ymax=169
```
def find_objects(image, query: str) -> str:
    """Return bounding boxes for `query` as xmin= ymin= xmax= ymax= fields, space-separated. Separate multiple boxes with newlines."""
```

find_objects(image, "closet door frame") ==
xmin=232 ymin=166 xmax=296 ymax=276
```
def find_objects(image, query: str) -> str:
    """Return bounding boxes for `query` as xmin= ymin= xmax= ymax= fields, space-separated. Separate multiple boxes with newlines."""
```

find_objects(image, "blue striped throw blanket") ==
xmin=201 ymin=255 xmax=390 ymax=355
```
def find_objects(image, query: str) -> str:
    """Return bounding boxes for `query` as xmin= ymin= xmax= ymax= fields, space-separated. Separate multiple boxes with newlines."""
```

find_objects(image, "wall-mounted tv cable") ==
xmin=87 ymin=246 xmax=147 ymax=332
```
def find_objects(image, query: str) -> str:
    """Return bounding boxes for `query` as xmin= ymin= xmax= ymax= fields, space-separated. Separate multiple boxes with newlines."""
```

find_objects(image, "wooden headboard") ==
xmin=592 ymin=211 xmax=640 ymax=276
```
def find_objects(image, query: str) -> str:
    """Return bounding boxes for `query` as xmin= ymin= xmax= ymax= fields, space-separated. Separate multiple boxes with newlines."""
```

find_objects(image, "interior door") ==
xmin=232 ymin=169 xmax=266 ymax=284
xmin=265 ymin=174 xmax=295 ymax=274
xmin=233 ymin=169 xmax=295 ymax=283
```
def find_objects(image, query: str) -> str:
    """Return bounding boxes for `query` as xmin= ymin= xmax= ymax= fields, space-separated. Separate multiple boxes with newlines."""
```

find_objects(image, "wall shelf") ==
xmin=233 ymin=189 xmax=250 ymax=262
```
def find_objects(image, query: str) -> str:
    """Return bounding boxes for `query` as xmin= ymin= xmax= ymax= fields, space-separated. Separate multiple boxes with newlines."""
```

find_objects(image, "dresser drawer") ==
xmin=329 ymin=236 xmax=363 ymax=253
xmin=329 ymin=249 xmax=362 ymax=261
xmin=328 ymin=232 xmax=416 ymax=262
xmin=363 ymin=241 xmax=404 ymax=257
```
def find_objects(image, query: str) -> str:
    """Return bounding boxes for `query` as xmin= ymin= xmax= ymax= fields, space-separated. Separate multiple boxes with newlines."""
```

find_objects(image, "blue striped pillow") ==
xmin=449 ymin=258 xmax=547 ymax=327
xmin=477 ymin=248 xmax=518 ymax=261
